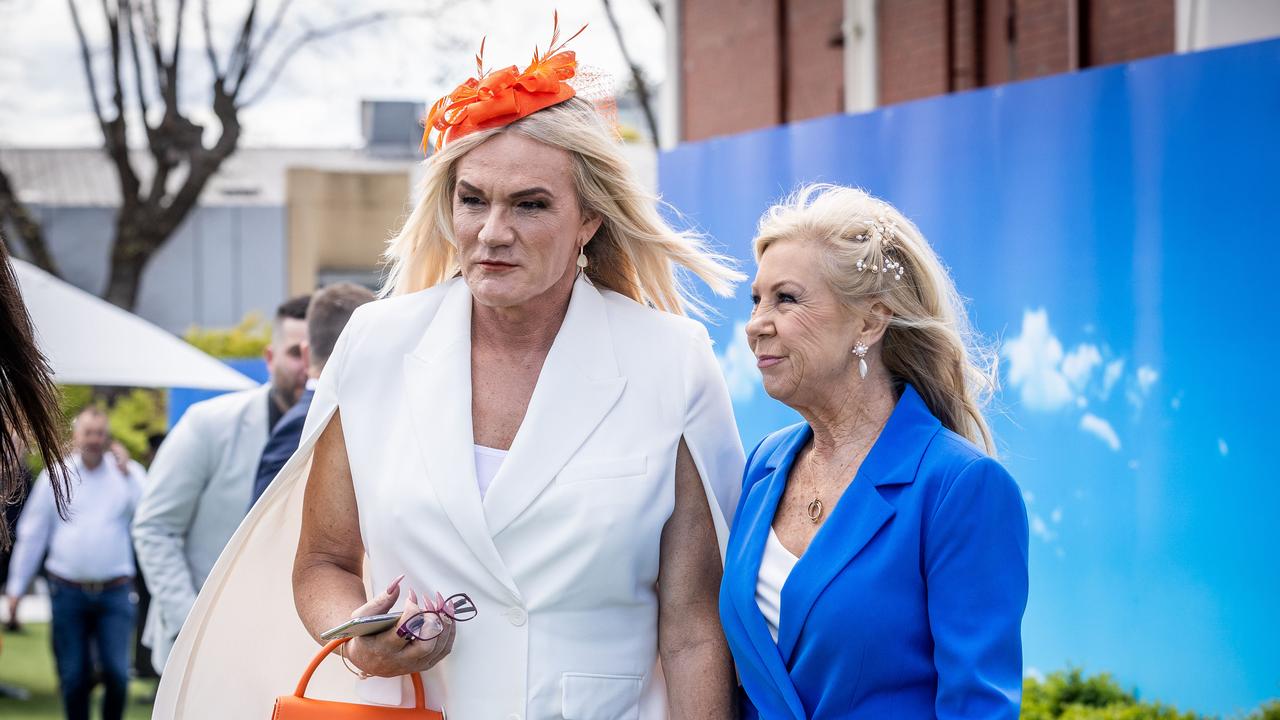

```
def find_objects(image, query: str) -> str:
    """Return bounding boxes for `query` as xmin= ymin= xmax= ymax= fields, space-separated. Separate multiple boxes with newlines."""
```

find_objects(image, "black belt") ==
xmin=47 ymin=572 xmax=133 ymax=593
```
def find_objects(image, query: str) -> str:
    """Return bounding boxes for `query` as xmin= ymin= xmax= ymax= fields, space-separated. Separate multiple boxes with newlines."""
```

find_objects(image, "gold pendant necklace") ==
xmin=803 ymin=449 xmax=826 ymax=524
xmin=806 ymin=497 xmax=824 ymax=523
xmin=803 ymin=444 xmax=860 ymax=524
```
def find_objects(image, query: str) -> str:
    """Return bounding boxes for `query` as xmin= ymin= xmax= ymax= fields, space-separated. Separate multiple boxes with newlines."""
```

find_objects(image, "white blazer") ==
xmin=153 ymin=277 xmax=745 ymax=720
xmin=132 ymin=382 xmax=271 ymax=674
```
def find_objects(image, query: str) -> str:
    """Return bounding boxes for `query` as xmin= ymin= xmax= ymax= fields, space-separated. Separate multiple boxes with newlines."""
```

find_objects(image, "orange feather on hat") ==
xmin=423 ymin=12 xmax=587 ymax=153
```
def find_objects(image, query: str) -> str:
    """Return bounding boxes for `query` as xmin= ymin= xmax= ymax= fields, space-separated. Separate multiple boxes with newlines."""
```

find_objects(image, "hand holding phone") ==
xmin=319 ymin=612 xmax=402 ymax=641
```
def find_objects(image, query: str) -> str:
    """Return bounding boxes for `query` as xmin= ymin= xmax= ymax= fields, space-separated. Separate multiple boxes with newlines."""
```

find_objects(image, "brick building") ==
xmin=662 ymin=0 xmax=1280 ymax=144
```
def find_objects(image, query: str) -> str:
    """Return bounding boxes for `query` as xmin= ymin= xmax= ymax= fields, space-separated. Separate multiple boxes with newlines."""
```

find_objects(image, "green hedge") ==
xmin=52 ymin=386 xmax=166 ymax=468
xmin=183 ymin=312 xmax=271 ymax=359
xmin=1022 ymin=669 xmax=1279 ymax=719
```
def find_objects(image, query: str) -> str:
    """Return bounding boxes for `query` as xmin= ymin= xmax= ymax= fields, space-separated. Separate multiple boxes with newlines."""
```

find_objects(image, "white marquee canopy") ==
xmin=14 ymin=259 xmax=258 ymax=391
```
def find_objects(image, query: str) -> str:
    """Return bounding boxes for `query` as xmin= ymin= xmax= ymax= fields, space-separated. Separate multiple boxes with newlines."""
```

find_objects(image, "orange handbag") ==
xmin=272 ymin=638 xmax=443 ymax=719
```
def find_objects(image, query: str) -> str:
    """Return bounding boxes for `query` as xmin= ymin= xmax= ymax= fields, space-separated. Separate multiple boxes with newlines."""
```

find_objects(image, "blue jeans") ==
xmin=48 ymin=579 xmax=137 ymax=720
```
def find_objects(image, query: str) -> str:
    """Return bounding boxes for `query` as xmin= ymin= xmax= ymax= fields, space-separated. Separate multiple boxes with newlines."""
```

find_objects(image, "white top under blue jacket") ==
xmin=719 ymin=384 xmax=1029 ymax=719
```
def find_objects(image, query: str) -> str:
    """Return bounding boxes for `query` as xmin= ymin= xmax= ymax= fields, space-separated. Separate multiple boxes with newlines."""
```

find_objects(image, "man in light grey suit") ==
xmin=133 ymin=295 xmax=309 ymax=674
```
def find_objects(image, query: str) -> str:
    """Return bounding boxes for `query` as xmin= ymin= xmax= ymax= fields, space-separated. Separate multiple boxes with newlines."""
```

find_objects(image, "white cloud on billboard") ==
xmin=1002 ymin=308 xmax=1074 ymax=411
xmin=1080 ymin=413 xmax=1121 ymax=451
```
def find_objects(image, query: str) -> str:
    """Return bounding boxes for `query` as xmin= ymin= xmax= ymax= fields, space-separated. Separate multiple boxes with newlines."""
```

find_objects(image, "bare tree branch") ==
xmin=138 ymin=0 xmax=166 ymax=97
xmin=224 ymin=1 xmax=259 ymax=96
xmin=200 ymin=0 xmax=222 ymax=78
xmin=248 ymin=0 xmax=295 ymax=70
xmin=163 ymin=0 xmax=184 ymax=108
xmin=171 ymin=0 xmax=186 ymax=66
xmin=237 ymin=9 xmax=434 ymax=107
xmin=601 ymin=0 xmax=660 ymax=144
xmin=100 ymin=0 xmax=126 ymax=118
xmin=97 ymin=1 xmax=143 ymax=200
xmin=67 ymin=0 xmax=109 ymax=129
xmin=121 ymin=0 xmax=153 ymax=129
xmin=137 ymin=0 xmax=177 ymax=108
xmin=0 ymin=166 xmax=61 ymax=278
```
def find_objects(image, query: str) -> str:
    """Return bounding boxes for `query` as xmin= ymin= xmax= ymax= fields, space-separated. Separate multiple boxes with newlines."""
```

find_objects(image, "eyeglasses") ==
xmin=396 ymin=593 xmax=478 ymax=642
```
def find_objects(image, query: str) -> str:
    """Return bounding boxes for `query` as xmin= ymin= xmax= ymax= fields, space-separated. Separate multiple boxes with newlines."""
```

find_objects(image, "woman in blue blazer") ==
xmin=720 ymin=185 xmax=1029 ymax=719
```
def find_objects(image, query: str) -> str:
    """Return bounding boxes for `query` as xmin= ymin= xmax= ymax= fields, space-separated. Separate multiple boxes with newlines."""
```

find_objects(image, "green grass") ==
xmin=0 ymin=623 xmax=155 ymax=720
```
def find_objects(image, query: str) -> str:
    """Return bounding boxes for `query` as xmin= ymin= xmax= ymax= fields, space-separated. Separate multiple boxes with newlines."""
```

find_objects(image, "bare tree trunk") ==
xmin=0 ymin=164 xmax=60 ymax=277
xmin=103 ymin=213 xmax=155 ymax=309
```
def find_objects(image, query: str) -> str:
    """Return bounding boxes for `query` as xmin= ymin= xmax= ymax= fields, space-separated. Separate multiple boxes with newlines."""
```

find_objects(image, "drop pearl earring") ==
xmin=853 ymin=342 xmax=869 ymax=379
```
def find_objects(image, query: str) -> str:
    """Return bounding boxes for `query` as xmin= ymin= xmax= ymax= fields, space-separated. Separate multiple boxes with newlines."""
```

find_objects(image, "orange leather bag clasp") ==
xmin=272 ymin=638 xmax=443 ymax=719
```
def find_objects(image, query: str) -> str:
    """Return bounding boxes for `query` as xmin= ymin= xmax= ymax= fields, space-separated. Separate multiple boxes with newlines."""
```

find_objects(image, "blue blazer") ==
xmin=719 ymin=385 xmax=1028 ymax=719
xmin=250 ymin=388 xmax=313 ymax=507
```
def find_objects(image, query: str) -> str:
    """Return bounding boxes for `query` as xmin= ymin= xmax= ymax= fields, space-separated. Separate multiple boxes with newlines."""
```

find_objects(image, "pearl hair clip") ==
xmin=853 ymin=207 xmax=906 ymax=281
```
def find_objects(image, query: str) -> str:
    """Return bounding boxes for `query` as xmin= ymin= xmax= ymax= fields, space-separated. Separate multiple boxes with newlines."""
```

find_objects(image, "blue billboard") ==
xmin=660 ymin=39 xmax=1280 ymax=715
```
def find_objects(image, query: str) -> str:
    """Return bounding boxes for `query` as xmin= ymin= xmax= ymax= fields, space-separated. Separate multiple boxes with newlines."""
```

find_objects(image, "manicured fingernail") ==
xmin=435 ymin=592 xmax=445 ymax=610
xmin=408 ymin=587 xmax=419 ymax=606
xmin=386 ymin=573 xmax=406 ymax=594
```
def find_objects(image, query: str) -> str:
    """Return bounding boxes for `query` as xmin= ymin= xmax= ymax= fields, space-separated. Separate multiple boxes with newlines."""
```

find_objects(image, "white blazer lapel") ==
xmin=483 ymin=277 xmax=626 ymax=537
xmin=403 ymin=280 xmax=519 ymax=596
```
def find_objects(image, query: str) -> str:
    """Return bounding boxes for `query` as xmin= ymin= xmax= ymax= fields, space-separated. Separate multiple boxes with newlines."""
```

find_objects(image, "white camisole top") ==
xmin=473 ymin=444 xmax=508 ymax=499
xmin=755 ymin=527 xmax=800 ymax=642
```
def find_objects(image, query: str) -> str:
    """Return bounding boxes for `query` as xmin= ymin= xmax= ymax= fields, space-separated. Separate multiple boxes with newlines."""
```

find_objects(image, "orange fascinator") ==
xmin=423 ymin=13 xmax=587 ymax=152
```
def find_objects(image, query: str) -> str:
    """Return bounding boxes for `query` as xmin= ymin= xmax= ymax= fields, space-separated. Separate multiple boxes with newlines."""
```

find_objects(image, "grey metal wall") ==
xmin=32 ymin=203 xmax=287 ymax=334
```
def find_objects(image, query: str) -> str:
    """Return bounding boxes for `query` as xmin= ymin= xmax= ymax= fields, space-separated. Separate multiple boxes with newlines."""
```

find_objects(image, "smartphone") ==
xmin=320 ymin=612 xmax=401 ymax=641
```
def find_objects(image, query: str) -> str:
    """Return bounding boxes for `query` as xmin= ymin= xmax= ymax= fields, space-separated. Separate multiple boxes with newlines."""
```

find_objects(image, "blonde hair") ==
xmin=382 ymin=97 xmax=742 ymax=316
xmin=754 ymin=184 xmax=998 ymax=454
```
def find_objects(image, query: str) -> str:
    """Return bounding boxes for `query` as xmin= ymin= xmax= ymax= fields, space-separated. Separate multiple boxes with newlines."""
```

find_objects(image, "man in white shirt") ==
xmin=4 ymin=406 xmax=146 ymax=720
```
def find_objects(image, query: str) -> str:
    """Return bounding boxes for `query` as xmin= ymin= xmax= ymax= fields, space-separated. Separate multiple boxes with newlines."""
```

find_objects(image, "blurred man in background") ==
xmin=250 ymin=282 xmax=374 ymax=506
xmin=132 ymin=294 xmax=309 ymax=674
xmin=4 ymin=406 xmax=146 ymax=720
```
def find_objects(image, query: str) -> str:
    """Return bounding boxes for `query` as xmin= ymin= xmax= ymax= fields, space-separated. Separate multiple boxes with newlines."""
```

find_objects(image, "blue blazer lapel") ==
xmin=775 ymin=471 xmax=896 ymax=663
xmin=776 ymin=385 xmax=942 ymax=664
xmin=726 ymin=429 xmax=809 ymax=720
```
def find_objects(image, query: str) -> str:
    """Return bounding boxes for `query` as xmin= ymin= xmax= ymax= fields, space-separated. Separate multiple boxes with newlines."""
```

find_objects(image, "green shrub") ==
xmin=1021 ymin=671 xmax=1280 ymax=719
xmin=106 ymin=387 xmax=167 ymax=462
xmin=47 ymin=386 xmax=167 ymax=471
xmin=1246 ymin=701 xmax=1280 ymax=720
xmin=183 ymin=312 xmax=271 ymax=359
xmin=1022 ymin=669 xmax=1201 ymax=720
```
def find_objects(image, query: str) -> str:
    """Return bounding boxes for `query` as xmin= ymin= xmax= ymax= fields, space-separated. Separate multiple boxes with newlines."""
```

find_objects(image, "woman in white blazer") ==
xmin=152 ymin=31 xmax=745 ymax=720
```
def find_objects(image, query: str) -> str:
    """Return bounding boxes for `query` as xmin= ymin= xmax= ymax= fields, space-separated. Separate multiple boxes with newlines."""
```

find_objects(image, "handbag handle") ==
xmin=295 ymin=637 xmax=428 ymax=709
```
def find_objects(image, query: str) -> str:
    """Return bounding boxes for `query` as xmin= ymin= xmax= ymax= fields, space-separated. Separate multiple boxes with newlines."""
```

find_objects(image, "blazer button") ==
xmin=505 ymin=607 xmax=527 ymax=627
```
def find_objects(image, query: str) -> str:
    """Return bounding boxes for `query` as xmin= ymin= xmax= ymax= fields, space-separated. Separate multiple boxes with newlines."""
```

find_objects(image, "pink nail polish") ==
xmin=435 ymin=592 xmax=445 ymax=610
xmin=408 ymin=587 xmax=419 ymax=606
xmin=386 ymin=573 xmax=406 ymax=594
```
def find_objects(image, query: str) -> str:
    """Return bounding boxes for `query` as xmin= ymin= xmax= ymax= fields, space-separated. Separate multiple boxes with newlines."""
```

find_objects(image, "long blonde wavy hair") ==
xmin=754 ymin=184 xmax=999 ymax=454
xmin=381 ymin=97 xmax=742 ymax=316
